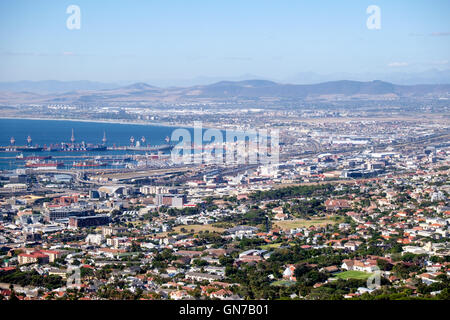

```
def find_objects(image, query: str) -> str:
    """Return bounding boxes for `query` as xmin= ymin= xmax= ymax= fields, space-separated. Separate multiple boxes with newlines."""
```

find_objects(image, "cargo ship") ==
xmin=124 ymin=144 xmax=174 ymax=152
xmin=1 ymin=136 xmax=44 ymax=152
xmin=13 ymin=146 xmax=44 ymax=152
xmin=45 ymin=129 xmax=107 ymax=152
xmin=72 ymin=160 xmax=107 ymax=168
xmin=46 ymin=143 xmax=107 ymax=152
xmin=16 ymin=154 xmax=52 ymax=161
xmin=95 ymin=156 xmax=133 ymax=162
xmin=25 ymin=160 xmax=64 ymax=169
xmin=0 ymin=146 xmax=44 ymax=152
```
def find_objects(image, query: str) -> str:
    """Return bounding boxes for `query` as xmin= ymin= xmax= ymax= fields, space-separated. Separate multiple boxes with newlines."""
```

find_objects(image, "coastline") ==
xmin=0 ymin=116 xmax=187 ymax=128
xmin=0 ymin=116 xmax=244 ymax=132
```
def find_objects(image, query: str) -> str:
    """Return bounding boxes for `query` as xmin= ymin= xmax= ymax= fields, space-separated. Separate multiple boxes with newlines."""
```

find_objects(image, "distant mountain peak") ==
xmin=206 ymin=79 xmax=278 ymax=88
xmin=123 ymin=82 xmax=156 ymax=90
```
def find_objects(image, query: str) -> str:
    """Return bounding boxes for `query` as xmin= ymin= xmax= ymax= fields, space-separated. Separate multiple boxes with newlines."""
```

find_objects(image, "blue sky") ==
xmin=0 ymin=0 xmax=449 ymax=83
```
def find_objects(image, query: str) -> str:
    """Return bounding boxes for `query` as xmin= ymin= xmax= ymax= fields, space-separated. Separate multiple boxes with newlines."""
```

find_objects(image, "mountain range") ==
xmin=286 ymin=69 xmax=450 ymax=86
xmin=0 ymin=79 xmax=449 ymax=105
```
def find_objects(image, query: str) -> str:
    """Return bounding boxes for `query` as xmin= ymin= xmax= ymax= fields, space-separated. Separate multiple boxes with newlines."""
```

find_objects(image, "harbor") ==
xmin=0 ymin=120 xmax=179 ymax=170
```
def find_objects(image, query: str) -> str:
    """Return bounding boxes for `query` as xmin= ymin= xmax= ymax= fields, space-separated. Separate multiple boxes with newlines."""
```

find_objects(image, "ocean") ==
xmin=0 ymin=118 xmax=180 ymax=147
xmin=0 ymin=118 xmax=196 ymax=171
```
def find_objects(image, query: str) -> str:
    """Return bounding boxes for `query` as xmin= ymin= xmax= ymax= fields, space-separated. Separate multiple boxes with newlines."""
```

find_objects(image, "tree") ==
xmin=377 ymin=259 xmax=393 ymax=271
xmin=294 ymin=264 xmax=311 ymax=279
xmin=192 ymin=259 xmax=208 ymax=267
xmin=437 ymin=288 xmax=450 ymax=300
xmin=392 ymin=263 xmax=410 ymax=279
xmin=219 ymin=256 xmax=234 ymax=267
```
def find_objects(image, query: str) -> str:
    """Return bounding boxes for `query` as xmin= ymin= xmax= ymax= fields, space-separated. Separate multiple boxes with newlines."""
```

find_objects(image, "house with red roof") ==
xmin=282 ymin=264 xmax=297 ymax=281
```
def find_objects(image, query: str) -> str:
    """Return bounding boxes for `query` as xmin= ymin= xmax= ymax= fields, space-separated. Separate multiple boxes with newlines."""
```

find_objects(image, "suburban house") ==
xmin=325 ymin=199 xmax=351 ymax=211
xmin=185 ymin=272 xmax=223 ymax=283
xmin=283 ymin=264 xmax=297 ymax=281
xmin=341 ymin=259 xmax=378 ymax=272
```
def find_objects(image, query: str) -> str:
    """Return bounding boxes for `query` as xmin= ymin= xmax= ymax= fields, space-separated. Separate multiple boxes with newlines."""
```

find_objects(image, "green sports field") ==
xmin=270 ymin=280 xmax=297 ymax=287
xmin=335 ymin=270 xmax=373 ymax=280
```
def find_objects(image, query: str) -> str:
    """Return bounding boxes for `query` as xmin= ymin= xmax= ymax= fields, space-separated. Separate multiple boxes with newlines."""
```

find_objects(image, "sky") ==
xmin=0 ymin=0 xmax=449 ymax=84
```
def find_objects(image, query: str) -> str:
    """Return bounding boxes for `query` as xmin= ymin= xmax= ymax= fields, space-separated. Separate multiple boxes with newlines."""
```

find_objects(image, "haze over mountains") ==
xmin=286 ymin=69 xmax=450 ymax=87
xmin=0 ymin=80 xmax=122 ymax=94
xmin=1 ymin=69 xmax=450 ymax=94
xmin=0 ymin=79 xmax=449 ymax=105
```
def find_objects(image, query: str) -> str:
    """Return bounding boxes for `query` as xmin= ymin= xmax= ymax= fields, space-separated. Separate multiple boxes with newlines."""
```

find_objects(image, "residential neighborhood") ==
xmin=1 ymin=138 xmax=449 ymax=300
